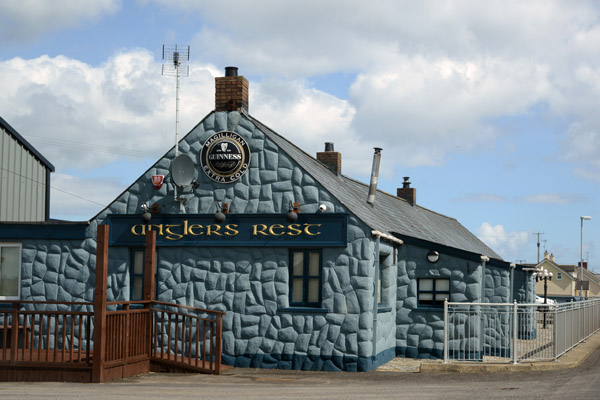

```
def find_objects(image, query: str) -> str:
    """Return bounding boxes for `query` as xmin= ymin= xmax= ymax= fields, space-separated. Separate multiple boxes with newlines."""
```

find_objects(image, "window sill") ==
xmin=414 ymin=306 xmax=444 ymax=312
xmin=277 ymin=307 xmax=328 ymax=314
xmin=377 ymin=306 xmax=392 ymax=313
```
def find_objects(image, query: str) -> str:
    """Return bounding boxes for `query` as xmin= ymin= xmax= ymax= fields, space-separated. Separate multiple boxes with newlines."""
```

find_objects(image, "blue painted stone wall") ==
xmin=12 ymin=109 xmax=526 ymax=370
xmin=15 ymin=111 xmax=396 ymax=371
xmin=396 ymin=244 xmax=484 ymax=359
xmin=484 ymin=266 xmax=511 ymax=303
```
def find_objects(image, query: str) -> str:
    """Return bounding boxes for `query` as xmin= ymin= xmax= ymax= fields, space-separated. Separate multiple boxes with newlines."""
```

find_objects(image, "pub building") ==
xmin=1 ymin=67 xmax=534 ymax=372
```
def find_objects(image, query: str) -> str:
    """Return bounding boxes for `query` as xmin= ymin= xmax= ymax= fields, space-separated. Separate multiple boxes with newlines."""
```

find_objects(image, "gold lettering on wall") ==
xmin=164 ymin=224 xmax=184 ymax=240
xmin=206 ymin=224 xmax=223 ymax=236
xmin=129 ymin=220 xmax=325 ymax=241
xmin=131 ymin=224 xmax=146 ymax=236
xmin=225 ymin=224 xmax=239 ymax=236
xmin=188 ymin=224 xmax=204 ymax=235
xmin=303 ymin=223 xmax=322 ymax=236
xmin=253 ymin=224 xmax=269 ymax=236
xmin=268 ymin=224 xmax=285 ymax=236
xmin=287 ymin=224 xmax=302 ymax=236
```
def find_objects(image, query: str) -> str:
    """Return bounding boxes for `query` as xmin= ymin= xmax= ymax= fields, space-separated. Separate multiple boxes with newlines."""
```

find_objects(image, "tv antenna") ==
xmin=162 ymin=45 xmax=190 ymax=157
xmin=162 ymin=45 xmax=191 ymax=211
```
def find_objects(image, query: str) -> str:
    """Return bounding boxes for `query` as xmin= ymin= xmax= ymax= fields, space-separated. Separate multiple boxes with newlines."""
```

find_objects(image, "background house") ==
xmin=531 ymin=252 xmax=600 ymax=300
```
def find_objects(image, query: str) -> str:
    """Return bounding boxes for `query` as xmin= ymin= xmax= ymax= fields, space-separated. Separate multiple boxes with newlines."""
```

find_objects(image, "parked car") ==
xmin=536 ymin=296 xmax=558 ymax=312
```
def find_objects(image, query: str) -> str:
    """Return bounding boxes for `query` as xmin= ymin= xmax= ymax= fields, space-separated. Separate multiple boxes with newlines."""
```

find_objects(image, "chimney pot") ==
xmin=225 ymin=66 xmax=238 ymax=77
xmin=317 ymin=142 xmax=342 ymax=175
xmin=397 ymin=176 xmax=416 ymax=206
xmin=215 ymin=66 xmax=248 ymax=112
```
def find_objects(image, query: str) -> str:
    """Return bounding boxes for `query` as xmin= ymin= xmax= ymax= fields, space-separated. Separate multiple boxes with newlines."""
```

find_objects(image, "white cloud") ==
xmin=0 ymin=52 xmax=218 ymax=170
xmin=349 ymin=56 xmax=550 ymax=166
xmin=517 ymin=193 xmax=584 ymax=205
xmin=452 ymin=193 xmax=507 ymax=203
xmin=251 ymin=79 xmax=373 ymax=175
xmin=0 ymin=0 xmax=120 ymax=43
xmin=161 ymin=0 xmax=600 ymax=176
xmin=477 ymin=222 xmax=530 ymax=262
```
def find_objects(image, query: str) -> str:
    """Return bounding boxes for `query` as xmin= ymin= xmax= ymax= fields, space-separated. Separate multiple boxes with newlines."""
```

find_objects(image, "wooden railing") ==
xmin=150 ymin=300 xmax=224 ymax=374
xmin=0 ymin=225 xmax=225 ymax=383
xmin=0 ymin=300 xmax=93 ymax=366
xmin=0 ymin=299 xmax=224 ymax=381
xmin=104 ymin=301 xmax=151 ymax=365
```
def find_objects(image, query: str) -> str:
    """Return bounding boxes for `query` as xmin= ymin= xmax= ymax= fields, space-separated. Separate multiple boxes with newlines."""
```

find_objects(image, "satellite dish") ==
xmin=170 ymin=154 xmax=196 ymax=187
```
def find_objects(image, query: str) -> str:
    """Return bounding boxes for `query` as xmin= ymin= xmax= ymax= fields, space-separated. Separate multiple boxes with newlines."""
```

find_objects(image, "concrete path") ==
xmin=377 ymin=330 xmax=600 ymax=372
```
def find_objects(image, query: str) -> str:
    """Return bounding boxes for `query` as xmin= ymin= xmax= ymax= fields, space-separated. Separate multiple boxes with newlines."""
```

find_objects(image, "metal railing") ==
xmin=443 ymin=298 xmax=600 ymax=363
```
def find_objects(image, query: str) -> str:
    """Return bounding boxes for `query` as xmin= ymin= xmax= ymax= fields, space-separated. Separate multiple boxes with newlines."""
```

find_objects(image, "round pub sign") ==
xmin=200 ymin=131 xmax=251 ymax=183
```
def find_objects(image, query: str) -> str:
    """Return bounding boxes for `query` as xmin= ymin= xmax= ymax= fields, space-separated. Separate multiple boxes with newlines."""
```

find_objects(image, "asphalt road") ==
xmin=1 ymin=350 xmax=599 ymax=400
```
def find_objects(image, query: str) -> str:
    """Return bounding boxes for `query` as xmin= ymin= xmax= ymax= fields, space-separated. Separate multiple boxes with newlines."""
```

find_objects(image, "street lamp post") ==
xmin=580 ymin=216 xmax=592 ymax=300
xmin=536 ymin=269 xmax=553 ymax=328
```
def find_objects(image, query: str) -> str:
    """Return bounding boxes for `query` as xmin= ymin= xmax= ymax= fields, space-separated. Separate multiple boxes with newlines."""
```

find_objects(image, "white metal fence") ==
xmin=443 ymin=298 xmax=600 ymax=363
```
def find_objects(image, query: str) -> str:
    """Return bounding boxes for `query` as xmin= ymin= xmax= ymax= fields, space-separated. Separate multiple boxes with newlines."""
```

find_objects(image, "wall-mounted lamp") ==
xmin=141 ymin=203 xmax=152 ymax=224
xmin=427 ymin=250 xmax=440 ymax=263
xmin=286 ymin=201 xmax=299 ymax=223
xmin=214 ymin=202 xmax=227 ymax=223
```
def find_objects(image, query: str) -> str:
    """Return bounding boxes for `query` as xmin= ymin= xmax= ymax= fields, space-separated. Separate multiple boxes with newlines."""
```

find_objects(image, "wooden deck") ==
xmin=0 ymin=226 xmax=226 ymax=383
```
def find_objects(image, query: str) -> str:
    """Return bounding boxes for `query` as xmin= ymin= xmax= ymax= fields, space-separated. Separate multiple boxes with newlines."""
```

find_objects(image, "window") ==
xmin=417 ymin=278 xmax=450 ymax=307
xmin=557 ymin=272 xmax=562 ymax=280
xmin=289 ymin=250 xmax=321 ymax=307
xmin=0 ymin=243 xmax=21 ymax=300
xmin=130 ymin=249 xmax=145 ymax=301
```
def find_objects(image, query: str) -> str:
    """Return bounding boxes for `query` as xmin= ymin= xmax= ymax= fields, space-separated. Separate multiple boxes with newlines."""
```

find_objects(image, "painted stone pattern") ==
xmin=14 ymin=110 xmax=533 ymax=370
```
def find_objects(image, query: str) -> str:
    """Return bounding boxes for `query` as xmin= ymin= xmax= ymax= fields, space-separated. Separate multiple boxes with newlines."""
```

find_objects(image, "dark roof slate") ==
xmin=247 ymin=113 xmax=502 ymax=260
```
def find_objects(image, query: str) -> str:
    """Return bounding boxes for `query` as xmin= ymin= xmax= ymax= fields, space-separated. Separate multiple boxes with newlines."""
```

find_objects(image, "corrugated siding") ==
xmin=0 ymin=128 xmax=47 ymax=221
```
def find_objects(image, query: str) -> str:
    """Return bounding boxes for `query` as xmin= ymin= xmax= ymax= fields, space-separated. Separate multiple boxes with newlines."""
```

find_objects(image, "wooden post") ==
xmin=9 ymin=302 xmax=19 ymax=363
xmin=215 ymin=314 xmax=222 ymax=374
xmin=144 ymin=230 xmax=156 ymax=301
xmin=92 ymin=224 xmax=109 ymax=383
xmin=144 ymin=230 xmax=156 ymax=358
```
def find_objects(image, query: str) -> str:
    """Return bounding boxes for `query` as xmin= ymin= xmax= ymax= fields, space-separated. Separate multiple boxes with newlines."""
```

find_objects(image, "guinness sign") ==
xmin=201 ymin=131 xmax=250 ymax=183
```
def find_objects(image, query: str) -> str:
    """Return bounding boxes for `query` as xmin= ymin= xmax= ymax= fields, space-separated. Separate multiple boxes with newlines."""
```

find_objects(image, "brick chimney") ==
xmin=215 ymin=66 xmax=249 ymax=112
xmin=397 ymin=177 xmax=416 ymax=206
xmin=316 ymin=142 xmax=342 ymax=175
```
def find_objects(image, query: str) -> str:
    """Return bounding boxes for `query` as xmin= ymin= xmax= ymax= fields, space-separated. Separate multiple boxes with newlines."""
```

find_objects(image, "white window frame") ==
xmin=557 ymin=272 xmax=562 ymax=280
xmin=0 ymin=243 xmax=22 ymax=300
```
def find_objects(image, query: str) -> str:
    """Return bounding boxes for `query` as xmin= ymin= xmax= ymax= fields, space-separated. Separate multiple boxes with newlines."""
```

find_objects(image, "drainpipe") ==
xmin=480 ymin=256 xmax=489 ymax=301
xmin=372 ymin=235 xmax=380 ymax=364
xmin=479 ymin=256 xmax=489 ymax=358
xmin=367 ymin=148 xmax=382 ymax=206
xmin=509 ymin=263 xmax=516 ymax=303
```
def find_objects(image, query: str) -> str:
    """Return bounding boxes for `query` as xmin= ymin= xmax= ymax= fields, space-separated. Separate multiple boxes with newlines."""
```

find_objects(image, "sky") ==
xmin=0 ymin=0 xmax=599 ymax=269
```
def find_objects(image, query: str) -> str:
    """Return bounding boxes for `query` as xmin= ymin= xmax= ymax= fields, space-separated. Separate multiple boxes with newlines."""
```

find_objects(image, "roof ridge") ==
xmin=0 ymin=115 xmax=55 ymax=171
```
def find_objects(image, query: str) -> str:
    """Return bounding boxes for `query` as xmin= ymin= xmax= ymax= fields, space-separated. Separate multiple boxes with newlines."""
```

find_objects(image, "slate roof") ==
xmin=247 ymin=113 xmax=502 ymax=260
